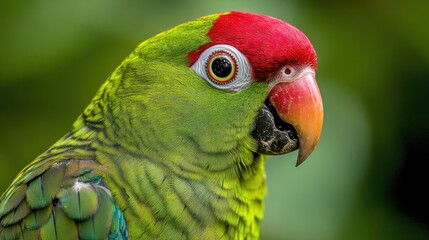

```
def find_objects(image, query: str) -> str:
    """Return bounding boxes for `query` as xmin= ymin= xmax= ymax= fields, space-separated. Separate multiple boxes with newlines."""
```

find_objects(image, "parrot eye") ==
xmin=207 ymin=51 xmax=237 ymax=84
xmin=191 ymin=44 xmax=252 ymax=92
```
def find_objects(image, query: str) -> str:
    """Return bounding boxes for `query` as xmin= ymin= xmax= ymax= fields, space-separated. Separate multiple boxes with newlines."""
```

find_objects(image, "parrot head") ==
xmin=188 ymin=11 xmax=323 ymax=166
xmin=100 ymin=11 xmax=322 ymax=167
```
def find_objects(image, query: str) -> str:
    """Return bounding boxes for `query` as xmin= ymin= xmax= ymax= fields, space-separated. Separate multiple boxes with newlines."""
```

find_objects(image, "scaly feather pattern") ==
xmin=0 ymin=128 xmax=128 ymax=239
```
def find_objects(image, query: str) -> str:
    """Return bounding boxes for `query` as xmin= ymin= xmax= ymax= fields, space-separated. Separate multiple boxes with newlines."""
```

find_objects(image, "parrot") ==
xmin=0 ymin=11 xmax=323 ymax=239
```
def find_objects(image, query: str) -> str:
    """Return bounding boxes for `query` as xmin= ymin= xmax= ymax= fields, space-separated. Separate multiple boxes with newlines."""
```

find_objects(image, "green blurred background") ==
xmin=0 ymin=0 xmax=428 ymax=239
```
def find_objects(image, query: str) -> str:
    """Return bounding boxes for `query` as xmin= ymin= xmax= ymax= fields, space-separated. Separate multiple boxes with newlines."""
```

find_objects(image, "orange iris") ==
xmin=206 ymin=51 xmax=237 ymax=84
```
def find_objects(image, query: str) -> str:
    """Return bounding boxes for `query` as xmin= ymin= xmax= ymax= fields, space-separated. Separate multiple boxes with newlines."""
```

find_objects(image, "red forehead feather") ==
xmin=188 ymin=11 xmax=317 ymax=80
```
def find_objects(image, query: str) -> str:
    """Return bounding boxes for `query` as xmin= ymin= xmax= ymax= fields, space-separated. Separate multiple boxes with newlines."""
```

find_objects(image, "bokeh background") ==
xmin=0 ymin=0 xmax=428 ymax=239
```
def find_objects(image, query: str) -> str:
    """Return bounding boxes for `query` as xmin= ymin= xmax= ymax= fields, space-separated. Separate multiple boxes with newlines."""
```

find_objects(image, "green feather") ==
xmin=0 ymin=224 xmax=21 ymax=240
xmin=22 ymin=229 xmax=39 ymax=239
xmin=58 ymin=183 xmax=99 ymax=220
xmin=23 ymin=205 xmax=52 ymax=230
xmin=0 ymin=184 xmax=26 ymax=216
xmin=40 ymin=207 xmax=78 ymax=240
xmin=26 ymin=177 xmax=47 ymax=209
xmin=14 ymin=158 xmax=56 ymax=186
xmin=42 ymin=164 xmax=67 ymax=202
xmin=25 ymin=161 xmax=66 ymax=210
xmin=77 ymin=186 xmax=114 ymax=239
xmin=0 ymin=201 xmax=30 ymax=227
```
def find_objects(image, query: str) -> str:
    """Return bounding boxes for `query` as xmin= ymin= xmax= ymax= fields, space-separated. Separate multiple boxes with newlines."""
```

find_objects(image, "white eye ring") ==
xmin=191 ymin=44 xmax=252 ymax=92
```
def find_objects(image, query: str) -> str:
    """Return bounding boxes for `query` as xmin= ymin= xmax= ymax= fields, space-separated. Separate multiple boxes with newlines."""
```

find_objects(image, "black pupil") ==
xmin=211 ymin=57 xmax=232 ymax=78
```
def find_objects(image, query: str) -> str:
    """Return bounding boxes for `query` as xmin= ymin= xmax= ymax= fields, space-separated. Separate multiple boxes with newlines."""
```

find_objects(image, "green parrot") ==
xmin=0 ymin=11 xmax=323 ymax=239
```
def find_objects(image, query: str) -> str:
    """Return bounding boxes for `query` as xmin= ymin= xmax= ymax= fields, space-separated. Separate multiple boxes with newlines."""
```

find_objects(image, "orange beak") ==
xmin=268 ymin=72 xmax=323 ymax=166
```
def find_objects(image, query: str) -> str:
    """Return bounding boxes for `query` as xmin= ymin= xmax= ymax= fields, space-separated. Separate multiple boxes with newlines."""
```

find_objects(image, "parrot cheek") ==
xmin=251 ymin=72 xmax=323 ymax=166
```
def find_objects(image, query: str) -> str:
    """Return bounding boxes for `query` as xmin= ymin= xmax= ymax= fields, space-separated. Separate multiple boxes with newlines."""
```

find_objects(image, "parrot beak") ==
xmin=268 ymin=71 xmax=323 ymax=166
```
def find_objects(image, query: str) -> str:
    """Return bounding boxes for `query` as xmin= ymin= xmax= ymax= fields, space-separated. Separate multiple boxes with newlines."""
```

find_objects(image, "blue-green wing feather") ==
xmin=0 ymin=159 xmax=128 ymax=239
